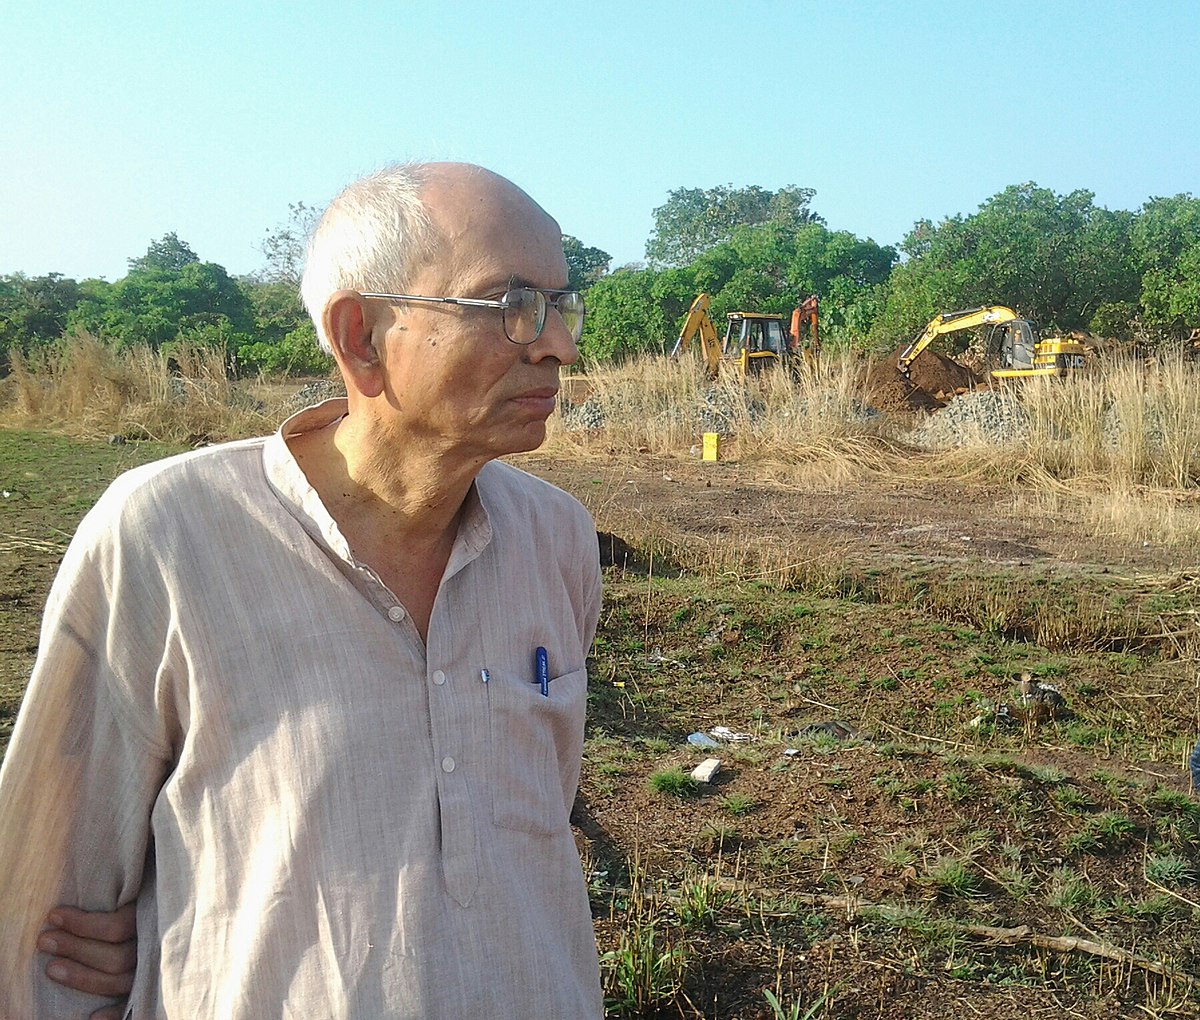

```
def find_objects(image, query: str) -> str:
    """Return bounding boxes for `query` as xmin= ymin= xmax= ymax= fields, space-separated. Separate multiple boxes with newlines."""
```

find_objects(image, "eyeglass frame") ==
xmin=359 ymin=283 xmax=585 ymax=346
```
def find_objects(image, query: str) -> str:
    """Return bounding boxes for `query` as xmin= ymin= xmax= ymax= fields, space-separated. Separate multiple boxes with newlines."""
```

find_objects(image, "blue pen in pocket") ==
xmin=535 ymin=647 xmax=549 ymax=697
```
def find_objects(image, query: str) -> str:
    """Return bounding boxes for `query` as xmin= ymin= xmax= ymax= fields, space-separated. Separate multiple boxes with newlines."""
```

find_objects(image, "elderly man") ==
xmin=0 ymin=162 xmax=604 ymax=1018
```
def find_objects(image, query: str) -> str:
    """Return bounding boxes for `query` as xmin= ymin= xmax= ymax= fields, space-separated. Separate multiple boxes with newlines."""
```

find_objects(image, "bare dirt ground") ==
xmin=530 ymin=451 xmax=1190 ymax=579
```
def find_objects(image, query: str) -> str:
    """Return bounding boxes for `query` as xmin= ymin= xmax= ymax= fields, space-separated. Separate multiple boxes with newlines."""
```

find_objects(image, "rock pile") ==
xmin=907 ymin=391 xmax=1031 ymax=448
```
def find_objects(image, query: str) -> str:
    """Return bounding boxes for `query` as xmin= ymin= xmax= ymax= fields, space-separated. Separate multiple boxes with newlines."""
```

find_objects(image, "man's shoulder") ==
xmin=480 ymin=460 xmax=591 ymax=518
xmin=87 ymin=437 xmax=270 ymax=532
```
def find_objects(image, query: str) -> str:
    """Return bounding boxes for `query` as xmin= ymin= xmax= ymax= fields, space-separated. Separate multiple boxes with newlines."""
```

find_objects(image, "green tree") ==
xmin=128 ymin=232 xmax=200 ymax=274
xmin=1131 ymin=194 xmax=1200 ymax=336
xmin=645 ymin=184 xmax=822 ymax=267
xmin=872 ymin=183 xmax=1139 ymax=347
xmin=68 ymin=239 xmax=254 ymax=352
xmin=562 ymin=235 xmax=610 ymax=292
xmin=257 ymin=202 xmax=320 ymax=286
xmin=0 ymin=272 xmax=82 ymax=353
xmin=580 ymin=220 xmax=895 ymax=362
xmin=237 ymin=322 xmax=331 ymax=376
xmin=578 ymin=267 xmax=671 ymax=362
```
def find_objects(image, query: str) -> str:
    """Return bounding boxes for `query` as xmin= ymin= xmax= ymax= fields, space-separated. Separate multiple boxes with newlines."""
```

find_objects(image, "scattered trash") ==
xmin=797 ymin=721 xmax=860 ymax=741
xmin=687 ymin=732 xmax=721 ymax=749
xmin=1017 ymin=673 xmax=1068 ymax=716
xmin=709 ymin=726 xmax=752 ymax=743
xmin=783 ymin=748 xmax=801 ymax=757
xmin=691 ymin=758 xmax=721 ymax=784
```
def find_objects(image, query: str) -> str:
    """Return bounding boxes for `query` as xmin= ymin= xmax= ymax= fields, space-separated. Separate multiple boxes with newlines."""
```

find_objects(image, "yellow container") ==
xmin=702 ymin=432 xmax=719 ymax=461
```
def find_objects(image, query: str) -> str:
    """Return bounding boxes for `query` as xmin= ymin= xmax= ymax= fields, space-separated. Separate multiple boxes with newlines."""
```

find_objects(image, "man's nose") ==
xmin=525 ymin=306 xmax=579 ymax=366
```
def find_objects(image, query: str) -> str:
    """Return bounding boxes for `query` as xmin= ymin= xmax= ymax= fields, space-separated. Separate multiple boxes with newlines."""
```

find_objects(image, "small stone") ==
xmin=690 ymin=758 xmax=721 ymax=784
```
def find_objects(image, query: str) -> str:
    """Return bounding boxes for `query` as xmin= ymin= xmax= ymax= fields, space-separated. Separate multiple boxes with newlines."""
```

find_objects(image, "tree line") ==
xmin=3 ymin=184 xmax=1198 ymax=375
xmin=580 ymin=182 xmax=1200 ymax=363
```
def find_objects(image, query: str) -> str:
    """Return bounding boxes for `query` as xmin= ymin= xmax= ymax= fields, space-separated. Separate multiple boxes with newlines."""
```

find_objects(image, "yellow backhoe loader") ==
xmin=672 ymin=293 xmax=819 ymax=378
xmin=897 ymin=305 xmax=1088 ymax=379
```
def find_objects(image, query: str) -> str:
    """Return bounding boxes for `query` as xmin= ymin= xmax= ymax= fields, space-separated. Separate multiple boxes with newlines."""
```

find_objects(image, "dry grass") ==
xmin=1020 ymin=355 xmax=1200 ymax=489
xmin=545 ymin=352 xmax=1200 ymax=549
xmin=5 ymin=337 xmax=1200 ymax=547
xmin=2 ymin=334 xmax=292 ymax=442
xmin=545 ymin=353 xmax=904 ymax=479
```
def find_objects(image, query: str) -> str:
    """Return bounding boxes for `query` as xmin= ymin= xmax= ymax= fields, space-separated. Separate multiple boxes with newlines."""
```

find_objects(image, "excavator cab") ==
xmin=723 ymin=313 xmax=789 ymax=374
xmin=992 ymin=319 xmax=1039 ymax=371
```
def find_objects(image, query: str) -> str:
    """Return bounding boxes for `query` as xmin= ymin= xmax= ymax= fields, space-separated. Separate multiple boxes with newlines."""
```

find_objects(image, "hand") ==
xmin=39 ymin=903 xmax=136 ymax=1020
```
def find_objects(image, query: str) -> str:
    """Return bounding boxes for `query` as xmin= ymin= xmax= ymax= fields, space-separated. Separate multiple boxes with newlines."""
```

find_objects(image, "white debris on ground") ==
xmin=709 ymin=726 xmax=752 ymax=742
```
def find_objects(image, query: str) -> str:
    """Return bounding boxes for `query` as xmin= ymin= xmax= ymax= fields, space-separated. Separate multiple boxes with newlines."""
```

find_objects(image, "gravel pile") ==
xmin=907 ymin=391 xmax=1031 ymax=448
xmin=285 ymin=380 xmax=347 ymax=414
xmin=1101 ymin=402 xmax=1168 ymax=449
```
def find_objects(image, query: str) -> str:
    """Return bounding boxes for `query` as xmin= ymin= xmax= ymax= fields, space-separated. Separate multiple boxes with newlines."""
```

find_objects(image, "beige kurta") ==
xmin=0 ymin=400 xmax=604 ymax=1019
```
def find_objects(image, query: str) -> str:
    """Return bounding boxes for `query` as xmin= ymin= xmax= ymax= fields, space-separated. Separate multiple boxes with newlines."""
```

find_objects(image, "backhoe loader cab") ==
xmin=724 ymin=313 xmax=791 ymax=374
xmin=673 ymin=292 xmax=820 ymax=378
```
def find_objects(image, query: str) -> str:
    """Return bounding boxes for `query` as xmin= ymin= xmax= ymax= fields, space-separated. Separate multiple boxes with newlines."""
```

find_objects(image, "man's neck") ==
xmin=287 ymin=411 xmax=485 ymax=642
xmin=291 ymin=411 xmax=484 ymax=543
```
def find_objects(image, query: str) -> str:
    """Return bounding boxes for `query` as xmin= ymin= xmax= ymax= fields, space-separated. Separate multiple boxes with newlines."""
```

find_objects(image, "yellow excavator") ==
xmin=897 ymin=305 xmax=1088 ymax=379
xmin=672 ymin=293 xmax=820 ymax=378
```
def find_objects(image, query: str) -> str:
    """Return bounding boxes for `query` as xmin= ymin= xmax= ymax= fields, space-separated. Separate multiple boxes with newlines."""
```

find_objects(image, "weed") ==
xmin=996 ymin=864 xmax=1034 ymax=900
xmin=1052 ymin=786 xmax=1095 ymax=813
xmin=763 ymin=986 xmax=835 ymax=1020
xmin=600 ymin=920 xmax=688 ymax=1016
xmin=648 ymin=768 xmax=698 ymax=798
xmin=1046 ymin=867 xmax=1097 ymax=912
xmin=1066 ymin=811 xmax=1137 ymax=854
xmin=675 ymin=876 xmax=733 ymax=928
xmin=722 ymin=792 xmax=757 ymax=816
xmin=942 ymin=770 xmax=975 ymax=801
xmin=1146 ymin=787 xmax=1200 ymax=817
xmin=1145 ymin=852 xmax=1196 ymax=884
xmin=1026 ymin=764 xmax=1067 ymax=784
xmin=880 ymin=837 xmax=919 ymax=868
xmin=927 ymin=856 xmax=979 ymax=896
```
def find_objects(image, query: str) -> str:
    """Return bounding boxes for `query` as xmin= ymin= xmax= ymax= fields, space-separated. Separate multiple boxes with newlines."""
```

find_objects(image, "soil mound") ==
xmin=863 ymin=348 xmax=985 ymax=414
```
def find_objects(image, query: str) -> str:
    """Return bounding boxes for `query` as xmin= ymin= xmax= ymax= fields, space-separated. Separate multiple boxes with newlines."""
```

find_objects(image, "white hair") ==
xmin=300 ymin=163 xmax=440 ymax=353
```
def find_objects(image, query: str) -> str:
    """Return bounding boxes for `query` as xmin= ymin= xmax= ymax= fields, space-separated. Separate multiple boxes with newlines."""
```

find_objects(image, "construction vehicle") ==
xmin=672 ymin=293 xmax=820 ymax=378
xmin=897 ymin=305 xmax=1088 ymax=379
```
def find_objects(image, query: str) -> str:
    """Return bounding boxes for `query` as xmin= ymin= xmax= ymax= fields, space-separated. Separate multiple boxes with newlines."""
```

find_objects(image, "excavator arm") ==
xmin=897 ymin=305 xmax=1019 ymax=376
xmin=789 ymin=295 xmax=820 ymax=366
xmin=671 ymin=292 xmax=722 ymax=377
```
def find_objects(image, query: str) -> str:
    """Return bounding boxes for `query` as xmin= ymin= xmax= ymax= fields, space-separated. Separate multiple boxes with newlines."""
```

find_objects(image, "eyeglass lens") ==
xmin=502 ymin=289 xmax=585 ymax=345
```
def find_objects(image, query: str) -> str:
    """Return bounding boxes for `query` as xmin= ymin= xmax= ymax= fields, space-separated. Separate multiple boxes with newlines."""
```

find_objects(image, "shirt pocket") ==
xmin=487 ymin=666 xmax=587 ymax=836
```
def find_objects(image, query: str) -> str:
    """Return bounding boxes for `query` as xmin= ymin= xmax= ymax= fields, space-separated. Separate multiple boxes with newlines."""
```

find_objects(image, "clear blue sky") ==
xmin=4 ymin=0 xmax=1198 ymax=283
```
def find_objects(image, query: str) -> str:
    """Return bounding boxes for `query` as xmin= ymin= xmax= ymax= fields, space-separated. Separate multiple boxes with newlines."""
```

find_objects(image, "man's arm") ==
xmin=0 ymin=500 xmax=174 ymax=1017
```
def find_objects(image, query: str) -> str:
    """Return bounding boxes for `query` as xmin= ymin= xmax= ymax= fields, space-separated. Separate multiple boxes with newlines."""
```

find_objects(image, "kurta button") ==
xmin=441 ymin=756 xmax=456 ymax=773
xmin=432 ymin=669 xmax=446 ymax=686
xmin=387 ymin=606 xmax=405 ymax=622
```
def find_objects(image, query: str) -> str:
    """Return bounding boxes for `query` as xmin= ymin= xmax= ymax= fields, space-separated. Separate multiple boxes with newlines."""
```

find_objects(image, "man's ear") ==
xmin=323 ymin=290 xmax=385 ymax=398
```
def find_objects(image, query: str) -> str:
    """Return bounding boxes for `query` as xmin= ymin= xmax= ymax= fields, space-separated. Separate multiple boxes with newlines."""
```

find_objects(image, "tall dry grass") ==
xmin=544 ymin=352 xmax=904 ymax=484
xmin=2 ymin=334 xmax=290 ymax=442
xmin=541 ymin=350 xmax=1200 ymax=548
xmin=1019 ymin=354 xmax=1200 ymax=489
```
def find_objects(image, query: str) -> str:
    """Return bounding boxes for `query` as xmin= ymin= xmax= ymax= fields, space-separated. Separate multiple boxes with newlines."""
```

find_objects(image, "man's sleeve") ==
xmin=0 ymin=505 xmax=176 ymax=1017
xmin=576 ymin=505 xmax=603 ymax=655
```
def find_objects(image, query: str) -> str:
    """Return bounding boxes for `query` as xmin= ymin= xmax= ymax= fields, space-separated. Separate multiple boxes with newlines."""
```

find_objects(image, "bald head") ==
xmin=300 ymin=162 xmax=563 ymax=353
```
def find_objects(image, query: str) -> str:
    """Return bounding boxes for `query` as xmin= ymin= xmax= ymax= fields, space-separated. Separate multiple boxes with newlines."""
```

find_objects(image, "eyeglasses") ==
xmin=360 ymin=285 xmax=586 ymax=345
